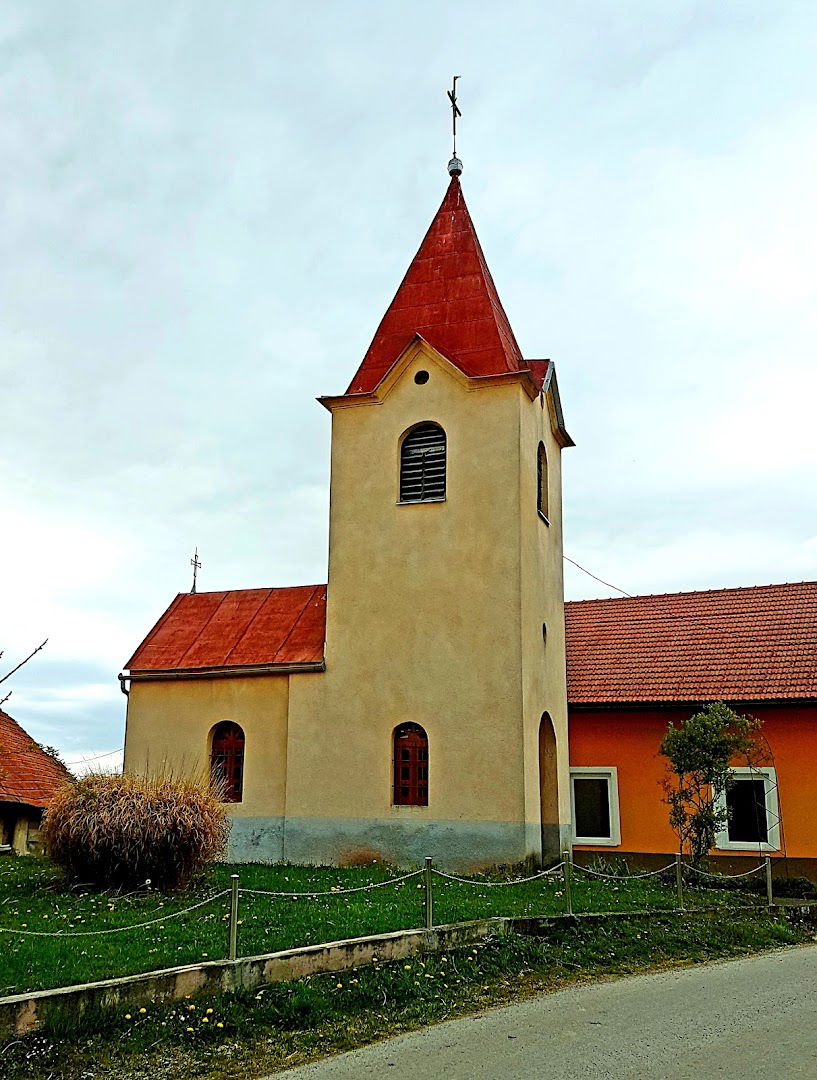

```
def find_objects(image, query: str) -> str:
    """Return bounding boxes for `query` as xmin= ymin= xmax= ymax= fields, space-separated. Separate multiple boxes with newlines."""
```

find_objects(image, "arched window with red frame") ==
xmin=210 ymin=722 xmax=245 ymax=803
xmin=393 ymin=723 xmax=429 ymax=806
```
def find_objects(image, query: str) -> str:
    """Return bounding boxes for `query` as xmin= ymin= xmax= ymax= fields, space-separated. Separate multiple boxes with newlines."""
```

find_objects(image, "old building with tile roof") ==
xmin=0 ymin=708 xmax=72 ymax=855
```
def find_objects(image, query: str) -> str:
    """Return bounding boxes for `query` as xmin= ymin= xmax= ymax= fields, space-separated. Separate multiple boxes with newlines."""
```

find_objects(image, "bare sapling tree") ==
xmin=660 ymin=702 xmax=763 ymax=864
xmin=0 ymin=638 xmax=48 ymax=708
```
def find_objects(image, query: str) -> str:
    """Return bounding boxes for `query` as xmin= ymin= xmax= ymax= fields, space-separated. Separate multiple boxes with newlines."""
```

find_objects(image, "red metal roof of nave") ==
xmin=346 ymin=176 xmax=529 ymax=394
xmin=0 ymin=708 xmax=72 ymax=809
xmin=125 ymin=585 xmax=327 ymax=672
xmin=565 ymin=581 xmax=817 ymax=705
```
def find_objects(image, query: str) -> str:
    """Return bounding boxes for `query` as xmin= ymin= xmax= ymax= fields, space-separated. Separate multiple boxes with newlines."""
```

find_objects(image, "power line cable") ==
xmin=65 ymin=748 xmax=123 ymax=767
xmin=563 ymin=554 xmax=633 ymax=597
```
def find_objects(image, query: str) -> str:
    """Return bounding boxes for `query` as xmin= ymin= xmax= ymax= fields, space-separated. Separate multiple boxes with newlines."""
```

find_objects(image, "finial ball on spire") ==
xmin=447 ymin=155 xmax=463 ymax=177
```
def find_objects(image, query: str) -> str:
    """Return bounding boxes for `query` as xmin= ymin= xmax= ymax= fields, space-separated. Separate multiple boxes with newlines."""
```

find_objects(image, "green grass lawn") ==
xmin=0 ymin=856 xmax=766 ymax=995
xmin=3 ymin=909 xmax=808 ymax=1080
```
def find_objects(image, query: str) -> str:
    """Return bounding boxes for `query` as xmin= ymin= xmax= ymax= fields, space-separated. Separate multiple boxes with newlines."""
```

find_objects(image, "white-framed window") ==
xmin=570 ymin=767 xmax=621 ymax=846
xmin=714 ymin=767 xmax=780 ymax=852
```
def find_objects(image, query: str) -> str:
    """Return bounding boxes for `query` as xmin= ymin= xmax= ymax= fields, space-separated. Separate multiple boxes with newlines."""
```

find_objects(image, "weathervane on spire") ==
xmin=190 ymin=546 xmax=201 ymax=594
xmin=447 ymin=76 xmax=463 ymax=177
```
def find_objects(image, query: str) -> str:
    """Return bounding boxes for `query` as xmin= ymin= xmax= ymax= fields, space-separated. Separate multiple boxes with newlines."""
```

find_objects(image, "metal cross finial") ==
xmin=190 ymin=547 xmax=201 ymax=594
xmin=447 ymin=76 xmax=461 ymax=155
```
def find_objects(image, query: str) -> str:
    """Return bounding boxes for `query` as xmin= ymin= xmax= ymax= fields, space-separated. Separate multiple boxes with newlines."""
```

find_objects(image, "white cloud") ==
xmin=1 ymin=1 xmax=816 ymax=757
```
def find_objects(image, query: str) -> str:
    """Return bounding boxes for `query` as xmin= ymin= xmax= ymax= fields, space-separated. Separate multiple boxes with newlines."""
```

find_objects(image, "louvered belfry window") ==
xmin=399 ymin=423 xmax=446 ymax=503
xmin=210 ymin=722 xmax=245 ymax=803
xmin=393 ymin=723 xmax=429 ymax=806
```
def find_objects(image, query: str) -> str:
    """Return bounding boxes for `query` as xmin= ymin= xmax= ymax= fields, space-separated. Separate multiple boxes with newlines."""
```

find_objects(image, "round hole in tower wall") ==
xmin=414 ymin=370 xmax=430 ymax=385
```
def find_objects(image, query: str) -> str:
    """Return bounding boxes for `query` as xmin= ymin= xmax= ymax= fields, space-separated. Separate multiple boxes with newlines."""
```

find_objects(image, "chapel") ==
xmin=122 ymin=165 xmax=817 ymax=877
xmin=122 ymin=164 xmax=574 ymax=871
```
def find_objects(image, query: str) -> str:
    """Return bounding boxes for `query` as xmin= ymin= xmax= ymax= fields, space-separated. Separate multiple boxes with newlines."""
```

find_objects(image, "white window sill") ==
xmin=713 ymin=841 xmax=779 ymax=853
xmin=573 ymin=835 xmax=619 ymax=847
xmin=397 ymin=497 xmax=446 ymax=506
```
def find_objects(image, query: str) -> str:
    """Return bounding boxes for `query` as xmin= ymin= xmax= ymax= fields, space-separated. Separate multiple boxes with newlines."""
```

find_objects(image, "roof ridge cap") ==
xmin=180 ymin=583 xmax=327 ymax=597
xmin=565 ymin=579 xmax=817 ymax=605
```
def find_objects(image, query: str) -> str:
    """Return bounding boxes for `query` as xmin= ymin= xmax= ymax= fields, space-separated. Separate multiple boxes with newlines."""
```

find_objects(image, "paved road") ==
xmin=275 ymin=945 xmax=817 ymax=1079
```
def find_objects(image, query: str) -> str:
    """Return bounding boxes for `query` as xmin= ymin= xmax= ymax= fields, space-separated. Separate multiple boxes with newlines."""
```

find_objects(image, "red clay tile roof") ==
xmin=128 ymin=580 xmax=816 ymax=702
xmin=565 ymin=581 xmax=817 ymax=705
xmin=0 ymin=709 xmax=72 ymax=809
xmin=346 ymin=176 xmax=529 ymax=394
xmin=126 ymin=585 xmax=327 ymax=673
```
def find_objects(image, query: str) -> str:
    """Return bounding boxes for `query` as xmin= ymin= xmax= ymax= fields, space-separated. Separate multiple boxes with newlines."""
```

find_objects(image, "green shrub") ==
xmin=41 ymin=771 xmax=228 ymax=891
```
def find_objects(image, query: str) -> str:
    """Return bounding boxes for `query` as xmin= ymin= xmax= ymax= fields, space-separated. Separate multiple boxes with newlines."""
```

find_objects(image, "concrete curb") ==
xmin=2 ymin=904 xmax=811 ymax=1036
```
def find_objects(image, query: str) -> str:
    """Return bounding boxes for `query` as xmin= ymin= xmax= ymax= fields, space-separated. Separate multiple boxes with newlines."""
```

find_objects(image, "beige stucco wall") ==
xmin=519 ymin=381 xmax=572 ymax=847
xmin=285 ymin=342 xmax=570 ymax=865
xmin=124 ymin=676 xmax=290 ymax=859
xmin=123 ymin=341 xmax=571 ymax=869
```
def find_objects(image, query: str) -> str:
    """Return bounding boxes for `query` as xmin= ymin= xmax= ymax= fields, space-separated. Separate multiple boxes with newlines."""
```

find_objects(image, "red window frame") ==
xmin=210 ymin=721 xmax=245 ymax=803
xmin=393 ymin=723 xmax=429 ymax=806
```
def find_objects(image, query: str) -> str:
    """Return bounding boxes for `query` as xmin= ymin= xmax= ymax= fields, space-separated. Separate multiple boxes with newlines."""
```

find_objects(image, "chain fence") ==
xmin=0 ymin=852 xmax=776 ymax=967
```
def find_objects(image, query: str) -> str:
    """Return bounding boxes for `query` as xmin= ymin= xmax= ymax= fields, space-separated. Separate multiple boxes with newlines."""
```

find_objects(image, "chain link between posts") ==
xmin=431 ymin=864 xmax=564 ymax=887
xmin=684 ymin=863 xmax=766 ymax=880
xmin=572 ymin=861 xmax=677 ymax=881
xmin=0 ymin=889 xmax=230 ymax=938
xmin=239 ymin=870 xmax=424 ymax=899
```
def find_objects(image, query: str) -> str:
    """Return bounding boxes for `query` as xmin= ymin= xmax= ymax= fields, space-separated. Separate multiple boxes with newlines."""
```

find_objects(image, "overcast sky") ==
xmin=2 ymin=1 xmax=815 ymax=768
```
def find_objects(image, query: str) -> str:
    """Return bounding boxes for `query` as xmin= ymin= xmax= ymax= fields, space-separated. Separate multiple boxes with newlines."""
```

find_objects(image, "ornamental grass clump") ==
xmin=41 ymin=771 xmax=228 ymax=891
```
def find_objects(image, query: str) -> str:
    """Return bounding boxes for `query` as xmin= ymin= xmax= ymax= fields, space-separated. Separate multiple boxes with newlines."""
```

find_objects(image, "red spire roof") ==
xmin=347 ymin=176 xmax=527 ymax=394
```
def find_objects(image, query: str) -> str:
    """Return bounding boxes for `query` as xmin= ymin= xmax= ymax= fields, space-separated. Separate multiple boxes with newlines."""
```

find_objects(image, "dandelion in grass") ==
xmin=125 ymin=1013 xmax=132 ymax=1020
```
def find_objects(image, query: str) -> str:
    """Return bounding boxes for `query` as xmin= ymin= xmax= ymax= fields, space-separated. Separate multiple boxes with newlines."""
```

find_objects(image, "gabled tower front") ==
xmin=285 ymin=175 xmax=574 ymax=869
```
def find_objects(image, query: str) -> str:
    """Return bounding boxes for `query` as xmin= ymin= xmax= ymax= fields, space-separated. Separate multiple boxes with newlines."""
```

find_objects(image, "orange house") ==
xmin=565 ymin=582 xmax=817 ymax=875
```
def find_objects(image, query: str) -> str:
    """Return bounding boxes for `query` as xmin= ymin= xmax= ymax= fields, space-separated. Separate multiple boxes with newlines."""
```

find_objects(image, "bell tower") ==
xmin=284 ymin=172 xmax=574 ymax=869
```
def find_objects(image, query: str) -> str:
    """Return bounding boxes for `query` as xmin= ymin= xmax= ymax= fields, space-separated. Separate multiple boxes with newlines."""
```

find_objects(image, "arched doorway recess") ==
xmin=538 ymin=712 xmax=559 ymax=861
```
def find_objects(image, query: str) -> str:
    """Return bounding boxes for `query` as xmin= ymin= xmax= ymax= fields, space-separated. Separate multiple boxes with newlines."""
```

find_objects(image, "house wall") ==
xmin=0 ymin=805 xmax=43 ymax=855
xmin=569 ymin=704 xmax=817 ymax=863
xmin=285 ymin=342 xmax=570 ymax=870
xmin=123 ymin=676 xmax=290 ymax=861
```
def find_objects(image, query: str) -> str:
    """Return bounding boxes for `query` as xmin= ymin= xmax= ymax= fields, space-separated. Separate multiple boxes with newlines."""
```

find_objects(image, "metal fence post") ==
xmin=424 ymin=857 xmax=434 ymax=930
xmin=562 ymin=850 xmax=573 ymax=916
xmin=765 ymin=856 xmax=773 ymax=909
xmin=228 ymin=873 xmax=240 ymax=961
xmin=675 ymin=853 xmax=684 ymax=910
